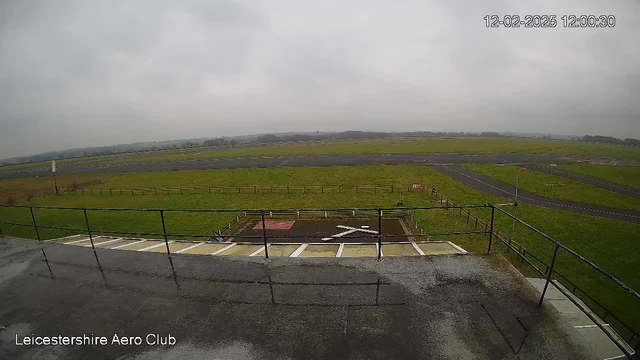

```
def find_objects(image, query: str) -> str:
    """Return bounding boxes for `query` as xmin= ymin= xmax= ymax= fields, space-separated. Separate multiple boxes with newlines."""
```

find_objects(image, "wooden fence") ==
xmin=59 ymin=184 xmax=428 ymax=196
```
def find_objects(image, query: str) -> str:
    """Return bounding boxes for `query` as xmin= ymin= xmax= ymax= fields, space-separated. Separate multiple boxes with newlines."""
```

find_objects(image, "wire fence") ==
xmin=58 ymin=184 xmax=428 ymax=196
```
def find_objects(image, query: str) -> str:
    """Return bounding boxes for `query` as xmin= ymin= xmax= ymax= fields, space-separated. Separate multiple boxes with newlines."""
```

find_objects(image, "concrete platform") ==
xmin=527 ymin=278 xmax=634 ymax=359
xmin=0 ymin=236 xmax=598 ymax=359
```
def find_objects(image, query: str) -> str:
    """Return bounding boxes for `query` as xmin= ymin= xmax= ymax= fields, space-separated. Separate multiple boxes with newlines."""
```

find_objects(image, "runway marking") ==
xmin=175 ymin=242 xmax=204 ymax=254
xmin=411 ymin=242 xmax=425 ymax=256
xmin=64 ymin=237 xmax=94 ymax=245
xmin=88 ymin=238 xmax=123 ymax=247
xmin=249 ymin=244 xmax=270 ymax=256
xmin=336 ymin=243 xmax=345 ymax=257
xmin=448 ymin=241 xmax=469 ymax=255
xmin=138 ymin=241 xmax=173 ymax=252
xmin=321 ymin=225 xmax=378 ymax=241
xmin=211 ymin=243 xmax=237 ymax=255
xmin=290 ymin=244 xmax=309 ymax=257
xmin=111 ymin=239 xmax=146 ymax=249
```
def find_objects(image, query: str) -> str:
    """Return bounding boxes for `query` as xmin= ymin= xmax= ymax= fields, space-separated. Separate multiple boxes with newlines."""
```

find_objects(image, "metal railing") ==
xmin=0 ymin=201 xmax=638 ymax=358
xmin=424 ymin=187 xmax=639 ymax=358
xmin=0 ymin=204 xmax=499 ymax=257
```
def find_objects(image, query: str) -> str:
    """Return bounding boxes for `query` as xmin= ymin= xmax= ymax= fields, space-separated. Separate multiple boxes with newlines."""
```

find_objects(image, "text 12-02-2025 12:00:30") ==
xmin=484 ymin=14 xmax=616 ymax=28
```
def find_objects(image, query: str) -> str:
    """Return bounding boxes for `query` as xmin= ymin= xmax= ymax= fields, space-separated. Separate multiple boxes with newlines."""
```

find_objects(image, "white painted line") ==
xmin=175 ymin=242 xmax=204 ymax=254
xmin=249 ymin=244 xmax=270 ymax=257
xmin=336 ymin=225 xmax=378 ymax=234
xmin=336 ymin=243 xmax=345 ymax=257
xmin=412 ymin=242 xmax=426 ymax=256
xmin=604 ymin=354 xmax=630 ymax=360
xmin=63 ymin=237 xmax=94 ymax=245
xmin=211 ymin=243 xmax=237 ymax=255
xmin=321 ymin=228 xmax=359 ymax=241
xmin=447 ymin=241 xmax=468 ymax=255
xmin=111 ymin=239 xmax=146 ymax=249
xmin=377 ymin=244 xmax=384 ymax=257
xmin=574 ymin=324 xmax=609 ymax=329
xmin=138 ymin=241 xmax=172 ymax=252
xmin=87 ymin=238 xmax=123 ymax=247
xmin=45 ymin=234 xmax=84 ymax=243
xmin=290 ymin=244 xmax=309 ymax=257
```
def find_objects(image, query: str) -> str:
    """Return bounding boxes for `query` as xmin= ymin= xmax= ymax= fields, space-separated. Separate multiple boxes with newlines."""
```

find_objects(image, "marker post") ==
xmin=51 ymin=160 xmax=59 ymax=195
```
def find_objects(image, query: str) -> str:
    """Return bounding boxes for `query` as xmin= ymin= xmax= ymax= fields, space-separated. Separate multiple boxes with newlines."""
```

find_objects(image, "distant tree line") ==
xmin=3 ymin=130 xmax=638 ymax=167
xmin=581 ymin=135 xmax=640 ymax=147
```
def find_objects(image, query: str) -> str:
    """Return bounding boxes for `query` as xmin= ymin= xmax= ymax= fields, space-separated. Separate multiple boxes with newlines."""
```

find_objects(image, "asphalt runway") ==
xmin=0 ymin=153 xmax=578 ymax=179
xmin=433 ymin=165 xmax=640 ymax=223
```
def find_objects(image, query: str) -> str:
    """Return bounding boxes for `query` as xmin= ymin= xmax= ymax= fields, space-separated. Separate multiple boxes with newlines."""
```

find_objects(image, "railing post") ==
xmin=377 ymin=209 xmax=383 ymax=260
xmin=538 ymin=243 xmax=560 ymax=307
xmin=160 ymin=210 xmax=171 ymax=256
xmin=83 ymin=209 xmax=95 ymax=249
xmin=487 ymin=206 xmax=496 ymax=254
xmin=261 ymin=211 xmax=269 ymax=259
xmin=29 ymin=207 xmax=41 ymax=241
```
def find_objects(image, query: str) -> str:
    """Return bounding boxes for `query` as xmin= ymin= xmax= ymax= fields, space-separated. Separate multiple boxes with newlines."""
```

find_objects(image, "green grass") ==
xmin=90 ymin=138 xmax=640 ymax=166
xmin=559 ymin=164 xmax=640 ymax=189
xmin=462 ymin=164 xmax=640 ymax=212
xmin=4 ymin=137 xmax=639 ymax=172
xmin=1 ymin=164 xmax=639 ymax=335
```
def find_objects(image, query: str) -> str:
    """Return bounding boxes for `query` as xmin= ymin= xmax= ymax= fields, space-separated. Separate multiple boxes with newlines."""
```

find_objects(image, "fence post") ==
xmin=391 ymin=184 xmax=394 ymax=193
xmin=377 ymin=209 xmax=383 ymax=260
xmin=29 ymin=207 xmax=41 ymax=241
xmin=487 ymin=206 xmax=495 ymax=254
xmin=538 ymin=244 xmax=560 ymax=307
xmin=209 ymin=186 xmax=211 ymax=194
xmin=287 ymin=186 xmax=289 ymax=193
xmin=160 ymin=210 xmax=171 ymax=256
xmin=83 ymin=209 xmax=95 ymax=249
xmin=261 ymin=211 xmax=269 ymax=259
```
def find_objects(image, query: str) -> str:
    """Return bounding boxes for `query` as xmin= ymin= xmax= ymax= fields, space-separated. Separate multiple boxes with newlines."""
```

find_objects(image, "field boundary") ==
xmin=58 ymin=184 xmax=427 ymax=196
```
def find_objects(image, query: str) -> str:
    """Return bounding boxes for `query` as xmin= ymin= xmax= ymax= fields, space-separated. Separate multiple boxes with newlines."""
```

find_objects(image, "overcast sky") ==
xmin=1 ymin=1 xmax=639 ymax=158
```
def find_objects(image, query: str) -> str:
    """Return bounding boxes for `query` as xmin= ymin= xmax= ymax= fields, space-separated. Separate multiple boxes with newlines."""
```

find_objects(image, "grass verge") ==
xmin=462 ymin=164 xmax=640 ymax=211
xmin=558 ymin=164 xmax=640 ymax=189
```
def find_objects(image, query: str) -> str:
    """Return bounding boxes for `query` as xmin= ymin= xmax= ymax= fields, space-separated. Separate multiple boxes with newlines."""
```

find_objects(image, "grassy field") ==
xmin=0 ymin=174 xmax=113 ymax=205
xmin=462 ymin=164 xmax=640 ymax=211
xmin=559 ymin=164 xmax=640 ymax=189
xmin=1 ymin=164 xmax=639 ymax=335
xmin=3 ymin=137 xmax=640 ymax=173
xmin=56 ymin=138 xmax=640 ymax=166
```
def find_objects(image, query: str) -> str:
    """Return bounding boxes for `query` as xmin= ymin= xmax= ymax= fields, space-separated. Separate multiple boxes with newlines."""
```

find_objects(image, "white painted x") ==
xmin=321 ymin=225 xmax=378 ymax=241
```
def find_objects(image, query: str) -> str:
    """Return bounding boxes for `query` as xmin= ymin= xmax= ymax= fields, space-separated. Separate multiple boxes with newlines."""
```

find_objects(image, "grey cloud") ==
xmin=0 ymin=0 xmax=639 ymax=158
